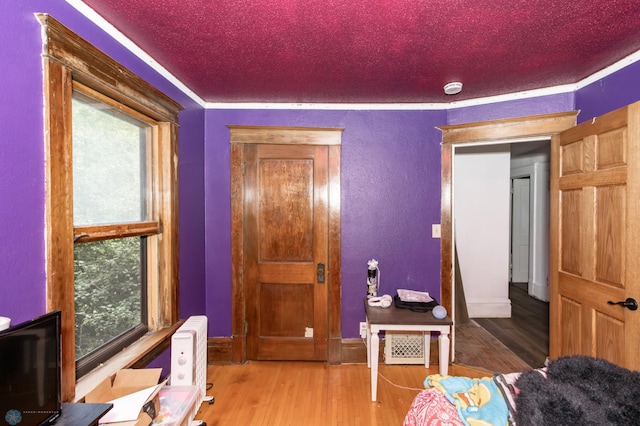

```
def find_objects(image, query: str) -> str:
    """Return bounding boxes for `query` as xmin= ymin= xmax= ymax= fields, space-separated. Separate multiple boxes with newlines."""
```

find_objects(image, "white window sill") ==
xmin=74 ymin=322 xmax=182 ymax=402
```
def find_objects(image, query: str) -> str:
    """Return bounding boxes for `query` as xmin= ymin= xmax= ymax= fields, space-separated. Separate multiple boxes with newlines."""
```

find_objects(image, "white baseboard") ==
xmin=467 ymin=298 xmax=512 ymax=318
xmin=530 ymin=280 xmax=549 ymax=302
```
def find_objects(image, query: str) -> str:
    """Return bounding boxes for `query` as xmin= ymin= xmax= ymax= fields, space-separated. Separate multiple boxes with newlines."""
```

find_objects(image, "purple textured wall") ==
xmin=0 ymin=2 xmax=206 ymax=328
xmin=202 ymin=95 xmax=577 ymax=339
xmin=447 ymin=92 xmax=575 ymax=125
xmin=3 ymin=1 xmax=640 ymax=349
xmin=205 ymin=109 xmax=447 ymax=338
xmin=576 ymin=60 xmax=640 ymax=123
xmin=177 ymin=107 xmax=207 ymax=317
xmin=1 ymin=4 xmax=48 ymax=323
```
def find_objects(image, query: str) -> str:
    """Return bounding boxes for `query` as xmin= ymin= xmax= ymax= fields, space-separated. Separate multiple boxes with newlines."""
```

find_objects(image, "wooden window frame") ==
xmin=38 ymin=14 xmax=182 ymax=401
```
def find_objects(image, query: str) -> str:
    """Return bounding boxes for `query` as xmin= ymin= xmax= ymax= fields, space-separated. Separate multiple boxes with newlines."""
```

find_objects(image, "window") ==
xmin=72 ymin=88 xmax=155 ymax=376
xmin=39 ymin=14 xmax=182 ymax=401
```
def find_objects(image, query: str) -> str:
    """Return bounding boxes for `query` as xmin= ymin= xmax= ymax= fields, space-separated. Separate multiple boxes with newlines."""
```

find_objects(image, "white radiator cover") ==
xmin=171 ymin=315 xmax=208 ymax=403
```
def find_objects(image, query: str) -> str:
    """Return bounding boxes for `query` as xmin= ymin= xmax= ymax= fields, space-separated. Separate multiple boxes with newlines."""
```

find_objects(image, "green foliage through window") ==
xmin=71 ymin=90 xmax=150 ymax=366
xmin=74 ymin=237 xmax=144 ymax=359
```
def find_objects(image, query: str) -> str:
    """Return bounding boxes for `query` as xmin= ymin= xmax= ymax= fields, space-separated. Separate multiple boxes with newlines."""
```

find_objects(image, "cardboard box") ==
xmin=85 ymin=368 xmax=164 ymax=426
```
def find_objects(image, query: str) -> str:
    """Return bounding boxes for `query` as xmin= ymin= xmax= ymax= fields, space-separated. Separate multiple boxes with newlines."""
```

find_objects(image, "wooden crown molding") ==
xmin=228 ymin=125 xmax=343 ymax=145
xmin=36 ymin=13 xmax=182 ymax=123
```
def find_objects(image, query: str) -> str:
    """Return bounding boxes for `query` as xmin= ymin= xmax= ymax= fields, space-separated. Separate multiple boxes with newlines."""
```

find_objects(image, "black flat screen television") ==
xmin=0 ymin=311 xmax=62 ymax=425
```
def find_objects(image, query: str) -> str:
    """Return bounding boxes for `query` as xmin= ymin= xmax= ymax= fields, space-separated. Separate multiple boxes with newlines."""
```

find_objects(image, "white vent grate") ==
xmin=384 ymin=332 xmax=425 ymax=364
xmin=171 ymin=315 xmax=208 ymax=405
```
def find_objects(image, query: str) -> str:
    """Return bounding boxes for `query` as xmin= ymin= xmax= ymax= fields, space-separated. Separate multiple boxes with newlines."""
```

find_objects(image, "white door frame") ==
xmin=511 ymin=162 xmax=550 ymax=301
xmin=510 ymin=176 xmax=531 ymax=284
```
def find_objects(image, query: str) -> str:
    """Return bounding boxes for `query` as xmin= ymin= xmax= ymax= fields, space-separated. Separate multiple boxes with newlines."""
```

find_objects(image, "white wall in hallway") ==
xmin=454 ymin=144 xmax=512 ymax=318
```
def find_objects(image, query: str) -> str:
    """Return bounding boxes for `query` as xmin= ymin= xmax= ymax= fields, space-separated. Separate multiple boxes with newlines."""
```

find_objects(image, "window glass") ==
xmin=74 ymin=237 xmax=145 ymax=359
xmin=72 ymin=94 xmax=148 ymax=225
xmin=71 ymin=90 xmax=150 ymax=372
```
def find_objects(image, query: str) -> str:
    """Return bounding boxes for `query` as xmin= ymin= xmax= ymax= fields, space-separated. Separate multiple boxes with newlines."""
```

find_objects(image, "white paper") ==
xmin=99 ymin=384 xmax=161 ymax=424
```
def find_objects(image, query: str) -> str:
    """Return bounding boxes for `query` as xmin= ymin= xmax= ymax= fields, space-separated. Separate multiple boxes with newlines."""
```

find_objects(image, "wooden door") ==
xmin=549 ymin=102 xmax=640 ymax=368
xmin=244 ymin=143 xmax=329 ymax=360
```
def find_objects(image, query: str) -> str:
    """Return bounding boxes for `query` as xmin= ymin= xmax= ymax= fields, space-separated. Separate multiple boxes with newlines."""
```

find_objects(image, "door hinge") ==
xmin=244 ymin=320 xmax=248 ymax=335
xmin=242 ymin=160 xmax=246 ymax=176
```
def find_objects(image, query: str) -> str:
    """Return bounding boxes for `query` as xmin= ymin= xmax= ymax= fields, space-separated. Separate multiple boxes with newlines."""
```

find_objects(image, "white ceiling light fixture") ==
xmin=443 ymin=81 xmax=463 ymax=95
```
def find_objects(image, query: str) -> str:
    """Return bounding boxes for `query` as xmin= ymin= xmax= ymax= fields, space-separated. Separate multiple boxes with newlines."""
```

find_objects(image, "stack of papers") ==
xmin=100 ymin=382 xmax=165 ymax=425
xmin=397 ymin=289 xmax=434 ymax=303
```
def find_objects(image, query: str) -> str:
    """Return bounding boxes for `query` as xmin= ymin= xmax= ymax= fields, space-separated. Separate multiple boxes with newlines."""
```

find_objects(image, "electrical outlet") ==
xmin=432 ymin=224 xmax=441 ymax=238
xmin=359 ymin=322 xmax=368 ymax=338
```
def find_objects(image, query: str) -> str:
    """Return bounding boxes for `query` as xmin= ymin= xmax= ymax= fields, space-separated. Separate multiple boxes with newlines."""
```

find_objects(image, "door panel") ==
xmin=550 ymin=102 xmax=640 ymax=369
xmin=259 ymin=158 xmax=314 ymax=261
xmin=560 ymin=189 xmax=582 ymax=275
xmin=595 ymin=185 xmax=625 ymax=284
xmin=245 ymin=144 xmax=329 ymax=360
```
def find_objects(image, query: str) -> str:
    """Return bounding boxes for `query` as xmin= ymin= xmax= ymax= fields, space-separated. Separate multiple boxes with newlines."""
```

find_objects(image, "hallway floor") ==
xmin=474 ymin=282 xmax=550 ymax=368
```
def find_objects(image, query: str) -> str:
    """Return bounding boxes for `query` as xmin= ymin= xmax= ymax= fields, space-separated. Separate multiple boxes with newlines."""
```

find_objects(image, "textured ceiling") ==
xmin=80 ymin=0 xmax=640 ymax=103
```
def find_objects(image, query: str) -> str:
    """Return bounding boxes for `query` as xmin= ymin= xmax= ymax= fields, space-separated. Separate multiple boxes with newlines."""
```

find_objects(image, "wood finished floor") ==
xmin=454 ymin=320 xmax=530 ymax=373
xmin=193 ymin=283 xmax=547 ymax=425
xmin=194 ymin=361 xmax=490 ymax=426
xmin=474 ymin=282 xmax=550 ymax=368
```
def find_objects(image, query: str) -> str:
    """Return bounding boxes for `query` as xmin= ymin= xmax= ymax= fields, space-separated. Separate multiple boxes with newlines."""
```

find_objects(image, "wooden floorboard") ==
xmin=454 ymin=320 xmax=531 ymax=373
xmin=195 ymin=361 xmax=490 ymax=426
xmin=474 ymin=282 xmax=549 ymax=368
xmin=193 ymin=284 xmax=546 ymax=425
xmin=195 ymin=332 xmax=534 ymax=425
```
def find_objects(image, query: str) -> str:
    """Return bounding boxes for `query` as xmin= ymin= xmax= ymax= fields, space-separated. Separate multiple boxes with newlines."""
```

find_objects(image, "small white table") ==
xmin=365 ymin=299 xmax=453 ymax=401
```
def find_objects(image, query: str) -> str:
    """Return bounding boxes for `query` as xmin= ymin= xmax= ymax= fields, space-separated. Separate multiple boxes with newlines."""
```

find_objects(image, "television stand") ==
xmin=56 ymin=402 xmax=113 ymax=426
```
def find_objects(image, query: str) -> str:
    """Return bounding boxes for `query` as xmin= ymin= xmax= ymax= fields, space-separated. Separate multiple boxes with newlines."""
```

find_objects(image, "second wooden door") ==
xmin=550 ymin=101 xmax=640 ymax=369
xmin=244 ymin=143 xmax=329 ymax=360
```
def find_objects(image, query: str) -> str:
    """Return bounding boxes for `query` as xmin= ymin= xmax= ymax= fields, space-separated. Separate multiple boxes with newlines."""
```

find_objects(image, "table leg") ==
xmin=424 ymin=332 xmax=431 ymax=368
xmin=438 ymin=330 xmax=450 ymax=376
xmin=370 ymin=329 xmax=380 ymax=402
